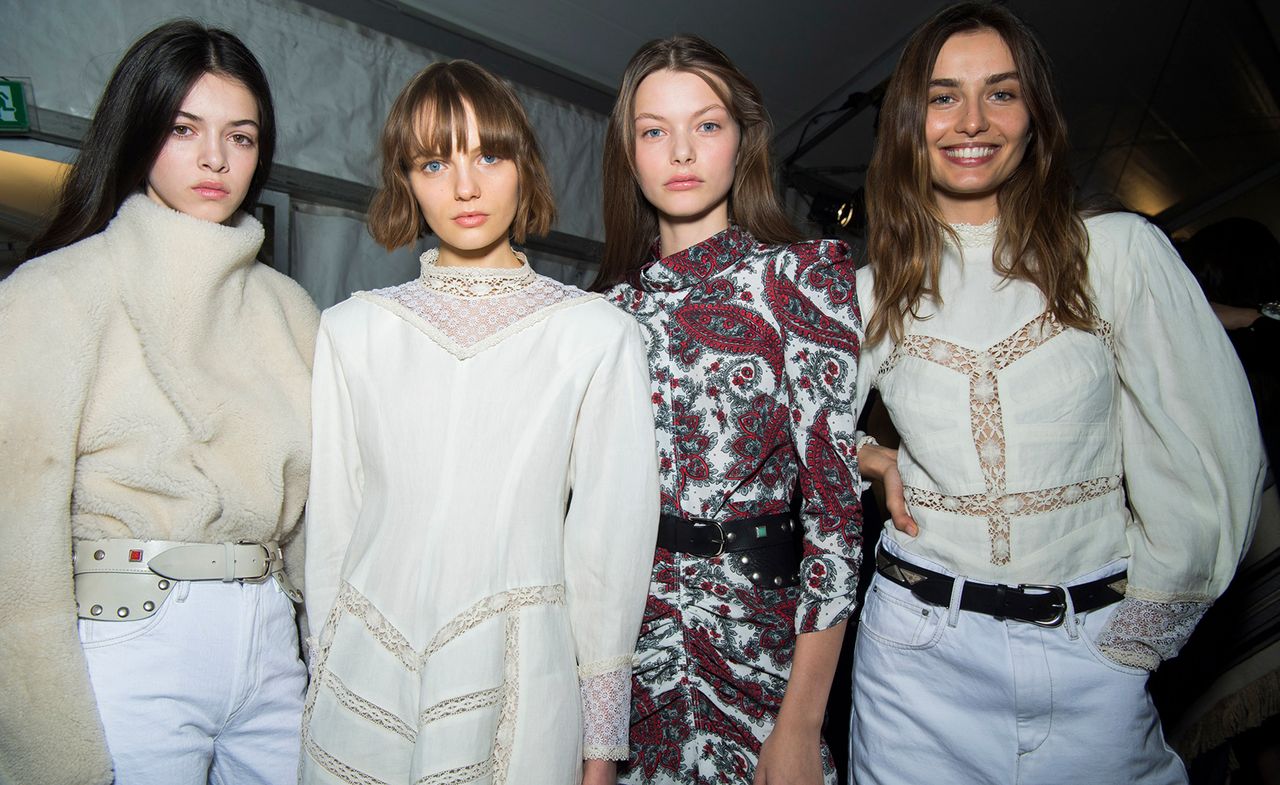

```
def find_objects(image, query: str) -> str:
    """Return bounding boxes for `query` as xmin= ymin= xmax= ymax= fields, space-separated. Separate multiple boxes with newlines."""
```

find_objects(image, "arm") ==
xmin=563 ymin=315 xmax=659 ymax=768
xmin=757 ymin=241 xmax=864 ymax=783
xmin=0 ymin=264 xmax=114 ymax=785
xmin=303 ymin=315 xmax=365 ymax=656
xmin=1097 ymin=218 xmax=1265 ymax=670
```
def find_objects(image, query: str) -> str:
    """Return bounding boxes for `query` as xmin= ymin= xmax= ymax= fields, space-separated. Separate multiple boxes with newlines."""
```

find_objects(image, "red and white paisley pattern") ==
xmin=609 ymin=226 xmax=863 ymax=783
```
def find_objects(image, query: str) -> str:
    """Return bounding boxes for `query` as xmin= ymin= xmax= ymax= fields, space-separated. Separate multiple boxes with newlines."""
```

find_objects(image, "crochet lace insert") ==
xmin=1096 ymin=597 xmax=1210 ymax=670
xmin=580 ymin=656 xmax=633 ymax=760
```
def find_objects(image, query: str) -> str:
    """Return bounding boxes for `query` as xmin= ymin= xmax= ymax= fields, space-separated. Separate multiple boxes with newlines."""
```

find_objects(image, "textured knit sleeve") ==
xmin=1095 ymin=215 xmax=1264 ymax=670
xmin=0 ymin=259 xmax=114 ymax=785
xmin=563 ymin=312 xmax=659 ymax=761
xmin=770 ymin=240 xmax=865 ymax=634
xmin=303 ymin=312 xmax=366 ymax=653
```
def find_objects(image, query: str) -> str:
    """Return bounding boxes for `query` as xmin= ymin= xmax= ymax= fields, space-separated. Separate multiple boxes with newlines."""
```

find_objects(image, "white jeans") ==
xmin=78 ymin=579 xmax=306 ymax=785
xmin=849 ymin=536 xmax=1187 ymax=785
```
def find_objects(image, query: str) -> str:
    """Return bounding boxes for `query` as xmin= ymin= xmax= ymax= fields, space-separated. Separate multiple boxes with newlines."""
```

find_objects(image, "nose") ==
xmin=198 ymin=137 xmax=229 ymax=173
xmin=957 ymin=98 xmax=989 ymax=136
xmin=455 ymin=163 xmax=480 ymax=201
xmin=670 ymin=130 xmax=695 ymax=166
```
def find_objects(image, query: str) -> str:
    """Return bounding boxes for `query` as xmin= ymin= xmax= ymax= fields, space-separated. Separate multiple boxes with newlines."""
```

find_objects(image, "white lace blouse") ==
xmin=854 ymin=213 xmax=1265 ymax=669
xmin=301 ymin=251 xmax=659 ymax=781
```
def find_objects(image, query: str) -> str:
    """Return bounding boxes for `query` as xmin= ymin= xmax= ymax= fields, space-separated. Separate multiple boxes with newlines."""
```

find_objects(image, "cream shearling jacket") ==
xmin=0 ymin=195 xmax=319 ymax=785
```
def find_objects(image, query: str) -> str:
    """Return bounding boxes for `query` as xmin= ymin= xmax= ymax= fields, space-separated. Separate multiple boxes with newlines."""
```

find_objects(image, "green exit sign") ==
xmin=0 ymin=80 xmax=30 ymax=131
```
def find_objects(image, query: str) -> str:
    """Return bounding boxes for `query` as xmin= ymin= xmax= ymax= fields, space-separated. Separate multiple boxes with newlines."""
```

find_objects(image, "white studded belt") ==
xmin=72 ymin=538 xmax=302 ymax=621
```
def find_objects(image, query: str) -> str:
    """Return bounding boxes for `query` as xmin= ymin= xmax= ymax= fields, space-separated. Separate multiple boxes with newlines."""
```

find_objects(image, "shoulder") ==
xmin=1084 ymin=210 xmax=1160 ymax=253
xmin=756 ymin=238 xmax=854 ymax=272
xmin=1084 ymin=210 xmax=1182 ymax=282
xmin=0 ymin=234 xmax=112 ymax=316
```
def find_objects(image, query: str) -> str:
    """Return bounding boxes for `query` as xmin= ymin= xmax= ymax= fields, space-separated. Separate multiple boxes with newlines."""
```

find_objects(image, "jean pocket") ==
xmin=1076 ymin=605 xmax=1151 ymax=677
xmin=77 ymin=592 xmax=175 ymax=649
xmin=858 ymin=575 xmax=944 ymax=650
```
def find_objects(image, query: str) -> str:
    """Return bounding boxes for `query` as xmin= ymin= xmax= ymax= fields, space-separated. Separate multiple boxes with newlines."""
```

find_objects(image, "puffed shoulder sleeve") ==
xmin=1095 ymin=215 xmax=1264 ymax=670
xmin=563 ymin=311 xmax=659 ymax=761
xmin=303 ymin=310 xmax=366 ymax=654
xmin=0 ymin=262 xmax=114 ymax=785
xmin=769 ymin=240 xmax=865 ymax=633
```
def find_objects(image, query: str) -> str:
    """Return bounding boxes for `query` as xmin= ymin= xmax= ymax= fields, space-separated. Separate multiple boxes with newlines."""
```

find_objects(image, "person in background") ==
xmin=594 ymin=34 xmax=863 ymax=785
xmin=300 ymin=59 xmax=658 ymax=785
xmin=849 ymin=4 xmax=1264 ymax=784
xmin=0 ymin=20 xmax=317 ymax=785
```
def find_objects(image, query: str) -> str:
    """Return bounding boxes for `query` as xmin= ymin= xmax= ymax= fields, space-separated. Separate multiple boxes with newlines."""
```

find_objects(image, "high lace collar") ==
xmin=948 ymin=218 xmax=999 ymax=249
xmin=418 ymin=247 xmax=535 ymax=297
xmin=638 ymin=225 xmax=757 ymax=292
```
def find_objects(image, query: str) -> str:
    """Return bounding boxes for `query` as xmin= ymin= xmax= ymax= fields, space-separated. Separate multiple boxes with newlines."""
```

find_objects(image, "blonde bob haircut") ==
xmin=368 ymin=59 xmax=556 ymax=250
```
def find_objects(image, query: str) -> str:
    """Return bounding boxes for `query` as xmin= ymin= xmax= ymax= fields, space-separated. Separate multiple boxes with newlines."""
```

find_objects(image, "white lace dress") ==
xmin=301 ymin=251 xmax=659 ymax=784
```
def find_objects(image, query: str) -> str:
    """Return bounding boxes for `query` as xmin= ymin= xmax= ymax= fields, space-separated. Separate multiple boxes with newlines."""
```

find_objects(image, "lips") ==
xmin=192 ymin=181 xmax=229 ymax=199
xmin=453 ymin=212 xmax=489 ymax=228
xmin=665 ymin=174 xmax=702 ymax=191
xmin=942 ymin=145 xmax=999 ymax=165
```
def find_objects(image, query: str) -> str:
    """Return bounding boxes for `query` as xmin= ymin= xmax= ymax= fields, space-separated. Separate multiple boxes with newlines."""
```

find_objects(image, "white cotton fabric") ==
xmin=850 ymin=536 xmax=1188 ymax=785
xmin=301 ymin=253 xmax=659 ymax=782
xmin=79 ymin=580 xmax=306 ymax=785
xmin=853 ymin=213 xmax=1264 ymax=638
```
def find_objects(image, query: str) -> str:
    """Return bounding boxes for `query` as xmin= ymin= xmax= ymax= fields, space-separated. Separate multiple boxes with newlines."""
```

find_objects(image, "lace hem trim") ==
xmin=304 ymin=735 xmax=389 ymax=785
xmin=1096 ymin=597 xmax=1210 ymax=669
xmin=584 ymin=745 xmax=630 ymax=761
xmin=578 ymin=654 xmax=635 ymax=678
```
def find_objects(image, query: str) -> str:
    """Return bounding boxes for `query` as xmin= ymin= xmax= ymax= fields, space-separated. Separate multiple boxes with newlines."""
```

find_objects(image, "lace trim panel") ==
xmin=415 ymin=759 xmax=493 ymax=785
xmin=419 ymin=248 xmax=535 ymax=298
xmin=321 ymin=669 xmax=417 ymax=743
xmin=424 ymin=584 xmax=565 ymax=659
xmin=304 ymin=735 xmax=389 ymax=785
xmin=491 ymin=614 xmax=521 ymax=785
xmin=1096 ymin=597 xmax=1210 ymax=671
xmin=339 ymin=584 xmax=420 ymax=672
xmin=358 ymin=283 xmax=596 ymax=361
xmin=418 ymin=687 xmax=503 ymax=727
xmin=578 ymin=653 xmax=635 ymax=679
xmin=947 ymin=218 xmax=999 ymax=248
xmin=881 ymin=312 xmax=1122 ymax=564
xmin=580 ymin=666 xmax=631 ymax=761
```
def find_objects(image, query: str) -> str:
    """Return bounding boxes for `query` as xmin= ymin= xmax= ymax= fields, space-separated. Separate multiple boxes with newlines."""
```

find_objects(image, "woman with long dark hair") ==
xmin=849 ymin=4 xmax=1264 ymax=783
xmin=595 ymin=34 xmax=863 ymax=785
xmin=0 ymin=20 xmax=317 ymax=785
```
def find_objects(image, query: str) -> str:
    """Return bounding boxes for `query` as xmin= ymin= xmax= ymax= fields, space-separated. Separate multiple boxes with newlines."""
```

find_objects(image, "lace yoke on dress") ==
xmin=367 ymin=249 xmax=588 ymax=354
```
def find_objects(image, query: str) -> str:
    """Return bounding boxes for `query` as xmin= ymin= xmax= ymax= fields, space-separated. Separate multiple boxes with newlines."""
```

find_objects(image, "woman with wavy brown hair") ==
xmin=595 ymin=34 xmax=863 ymax=785
xmin=849 ymin=3 xmax=1263 ymax=783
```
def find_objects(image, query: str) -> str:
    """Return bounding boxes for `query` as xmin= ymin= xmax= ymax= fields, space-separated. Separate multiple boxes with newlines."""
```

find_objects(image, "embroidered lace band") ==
xmin=419 ymin=248 xmax=535 ymax=298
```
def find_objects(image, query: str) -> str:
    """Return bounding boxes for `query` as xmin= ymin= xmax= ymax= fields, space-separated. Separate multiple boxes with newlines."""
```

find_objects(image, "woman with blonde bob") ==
xmin=301 ymin=60 xmax=659 ymax=784
xmin=850 ymin=4 xmax=1264 ymax=783
xmin=595 ymin=35 xmax=863 ymax=785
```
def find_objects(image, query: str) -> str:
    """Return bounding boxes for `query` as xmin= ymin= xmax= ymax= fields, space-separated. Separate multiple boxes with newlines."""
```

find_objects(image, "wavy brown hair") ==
xmin=865 ymin=2 xmax=1094 ymax=345
xmin=591 ymin=34 xmax=799 ymax=291
xmin=368 ymin=60 xmax=555 ymax=250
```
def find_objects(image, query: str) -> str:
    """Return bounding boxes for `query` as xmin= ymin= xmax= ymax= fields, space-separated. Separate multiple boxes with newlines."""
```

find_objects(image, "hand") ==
xmin=858 ymin=444 xmax=918 ymax=536
xmin=582 ymin=759 xmax=617 ymax=785
xmin=753 ymin=721 xmax=824 ymax=785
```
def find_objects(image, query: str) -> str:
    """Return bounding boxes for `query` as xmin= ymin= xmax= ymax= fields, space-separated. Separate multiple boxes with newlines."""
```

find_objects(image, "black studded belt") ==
xmin=657 ymin=512 xmax=802 ymax=589
xmin=875 ymin=548 xmax=1126 ymax=627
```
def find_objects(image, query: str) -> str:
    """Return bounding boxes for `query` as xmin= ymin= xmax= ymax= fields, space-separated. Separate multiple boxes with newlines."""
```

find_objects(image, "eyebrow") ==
xmin=928 ymin=71 xmax=1020 ymax=88
xmin=175 ymin=110 xmax=260 ymax=128
xmin=634 ymin=104 xmax=727 ymax=123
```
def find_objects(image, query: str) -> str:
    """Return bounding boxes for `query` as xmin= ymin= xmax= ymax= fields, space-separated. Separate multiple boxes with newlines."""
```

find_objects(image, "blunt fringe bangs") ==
xmin=27 ymin=19 xmax=276 ymax=261
xmin=864 ymin=1 xmax=1096 ymax=345
xmin=368 ymin=60 xmax=556 ymax=250
xmin=591 ymin=34 xmax=799 ymax=291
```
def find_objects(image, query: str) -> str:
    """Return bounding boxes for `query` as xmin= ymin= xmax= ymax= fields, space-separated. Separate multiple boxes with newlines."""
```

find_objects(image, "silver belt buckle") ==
xmin=690 ymin=519 xmax=726 ymax=557
xmin=1018 ymin=583 xmax=1068 ymax=627
xmin=238 ymin=541 xmax=276 ymax=583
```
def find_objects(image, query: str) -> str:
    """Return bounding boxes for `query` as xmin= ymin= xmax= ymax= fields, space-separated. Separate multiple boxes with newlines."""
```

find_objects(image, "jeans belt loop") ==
xmin=947 ymin=575 xmax=966 ymax=628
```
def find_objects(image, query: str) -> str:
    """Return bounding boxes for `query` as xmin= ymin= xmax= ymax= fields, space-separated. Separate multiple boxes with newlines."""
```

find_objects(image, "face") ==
xmin=632 ymin=69 xmax=740 ymax=234
xmin=925 ymin=29 xmax=1031 ymax=223
xmin=146 ymin=72 xmax=260 ymax=224
xmin=409 ymin=105 xmax=519 ymax=265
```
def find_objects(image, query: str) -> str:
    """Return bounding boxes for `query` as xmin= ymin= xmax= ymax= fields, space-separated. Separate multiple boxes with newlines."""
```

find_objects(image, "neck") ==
xmin=657 ymin=203 xmax=731 ymax=258
xmin=935 ymin=192 xmax=1000 ymax=225
xmin=435 ymin=237 xmax=522 ymax=269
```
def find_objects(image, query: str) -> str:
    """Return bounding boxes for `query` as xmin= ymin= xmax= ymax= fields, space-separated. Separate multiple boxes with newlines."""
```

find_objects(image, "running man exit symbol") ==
xmin=0 ymin=81 xmax=30 ymax=131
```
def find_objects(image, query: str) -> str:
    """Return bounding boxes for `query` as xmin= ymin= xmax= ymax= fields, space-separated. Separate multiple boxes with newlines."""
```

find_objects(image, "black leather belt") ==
xmin=875 ymin=548 xmax=1126 ymax=627
xmin=657 ymin=512 xmax=801 ymax=588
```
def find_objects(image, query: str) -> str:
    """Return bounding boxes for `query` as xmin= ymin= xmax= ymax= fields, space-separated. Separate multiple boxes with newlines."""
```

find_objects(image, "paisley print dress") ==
xmin=608 ymin=227 xmax=864 ymax=783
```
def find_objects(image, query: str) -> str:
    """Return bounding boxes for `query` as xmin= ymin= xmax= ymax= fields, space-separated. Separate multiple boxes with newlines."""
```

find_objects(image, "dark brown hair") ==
xmin=591 ymin=34 xmax=799 ymax=291
xmin=368 ymin=59 xmax=555 ymax=250
xmin=27 ymin=20 xmax=275 ymax=260
xmin=864 ymin=2 xmax=1094 ymax=345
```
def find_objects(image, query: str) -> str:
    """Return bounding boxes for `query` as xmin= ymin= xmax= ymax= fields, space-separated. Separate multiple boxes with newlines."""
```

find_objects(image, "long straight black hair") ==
xmin=25 ymin=20 xmax=277 ymax=260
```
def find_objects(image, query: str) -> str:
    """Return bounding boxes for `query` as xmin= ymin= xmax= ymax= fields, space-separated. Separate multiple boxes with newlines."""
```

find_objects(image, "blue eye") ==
xmin=480 ymin=154 xmax=500 ymax=165
xmin=640 ymin=127 xmax=663 ymax=139
xmin=422 ymin=160 xmax=444 ymax=173
xmin=698 ymin=121 xmax=720 ymax=133
xmin=929 ymin=94 xmax=955 ymax=105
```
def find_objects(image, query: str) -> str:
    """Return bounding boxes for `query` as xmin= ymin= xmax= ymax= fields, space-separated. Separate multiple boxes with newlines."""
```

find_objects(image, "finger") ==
xmin=884 ymin=476 xmax=918 ymax=537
